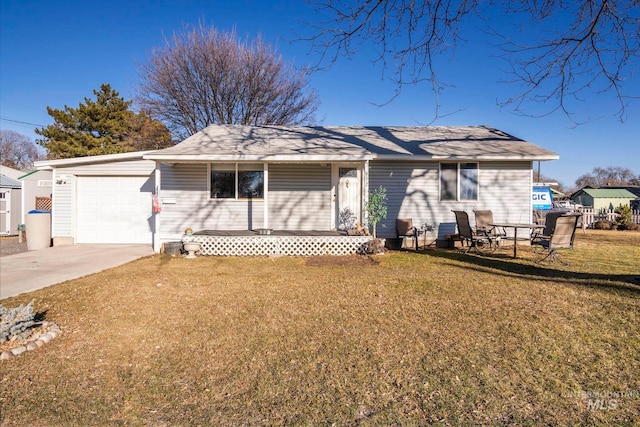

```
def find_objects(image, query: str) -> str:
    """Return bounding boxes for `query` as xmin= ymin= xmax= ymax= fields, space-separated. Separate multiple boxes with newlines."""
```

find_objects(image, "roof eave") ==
xmin=373 ymin=154 xmax=560 ymax=161
xmin=35 ymin=151 xmax=154 ymax=169
xmin=143 ymin=154 xmax=375 ymax=162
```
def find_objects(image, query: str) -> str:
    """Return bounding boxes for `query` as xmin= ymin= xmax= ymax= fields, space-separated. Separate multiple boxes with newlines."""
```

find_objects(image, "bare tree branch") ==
xmin=301 ymin=0 xmax=478 ymax=120
xmin=137 ymin=25 xmax=320 ymax=139
xmin=0 ymin=130 xmax=44 ymax=170
xmin=301 ymin=0 xmax=639 ymax=122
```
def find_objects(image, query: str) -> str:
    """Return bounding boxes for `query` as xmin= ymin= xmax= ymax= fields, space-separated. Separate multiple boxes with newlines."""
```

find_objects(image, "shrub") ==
xmin=614 ymin=204 xmax=633 ymax=228
xmin=362 ymin=238 xmax=386 ymax=254
xmin=592 ymin=220 xmax=612 ymax=230
xmin=338 ymin=208 xmax=356 ymax=231
xmin=365 ymin=186 xmax=388 ymax=238
xmin=617 ymin=222 xmax=639 ymax=231
xmin=0 ymin=301 xmax=36 ymax=342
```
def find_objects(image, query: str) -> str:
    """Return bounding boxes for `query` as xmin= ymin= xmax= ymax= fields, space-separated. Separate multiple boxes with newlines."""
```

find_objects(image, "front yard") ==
xmin=1 ymin=231 xmax=639 ymax=425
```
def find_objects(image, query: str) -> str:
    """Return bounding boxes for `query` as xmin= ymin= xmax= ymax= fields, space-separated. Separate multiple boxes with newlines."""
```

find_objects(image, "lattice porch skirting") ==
xmin=182 ymin=235 xmax=373 ymax=256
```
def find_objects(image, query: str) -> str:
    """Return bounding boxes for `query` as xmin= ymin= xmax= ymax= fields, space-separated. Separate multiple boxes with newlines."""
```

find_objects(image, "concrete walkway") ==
xmin=0 ymin=244 xmax=154 ymax=300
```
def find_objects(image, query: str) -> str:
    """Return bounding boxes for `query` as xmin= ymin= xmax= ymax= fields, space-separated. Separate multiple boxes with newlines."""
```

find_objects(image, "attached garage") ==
xmin=76 ymin=176 xmax=154 ymax=244
xmin=34 ymin=152 xmax=157 ymax=247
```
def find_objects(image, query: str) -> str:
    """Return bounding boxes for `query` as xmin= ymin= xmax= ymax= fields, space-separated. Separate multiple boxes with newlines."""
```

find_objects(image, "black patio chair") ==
xmin=452 ymin=210 xmax=491 ymax=254
xmin=473 ymin=209 xmax=506 ymax=250
xmin=531 ymin=211 xmax=565 ymax=250
xmin=535 ymin=214 xmax=580 ymax=265
xmin=396 ymin=218 xmax=422 ymax=250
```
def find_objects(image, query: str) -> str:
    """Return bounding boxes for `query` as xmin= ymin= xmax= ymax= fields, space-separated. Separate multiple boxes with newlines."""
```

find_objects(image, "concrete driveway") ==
xmin=0 ymin=244 xmax=154 ymax=300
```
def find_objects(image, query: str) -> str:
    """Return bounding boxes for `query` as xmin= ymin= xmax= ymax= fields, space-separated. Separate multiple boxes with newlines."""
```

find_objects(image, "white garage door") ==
xmin=76 ymin=176 xmax=153 ymax=244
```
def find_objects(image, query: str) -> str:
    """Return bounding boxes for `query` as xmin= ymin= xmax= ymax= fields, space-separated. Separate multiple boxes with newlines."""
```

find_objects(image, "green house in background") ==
xmin=571 ymin=188 xmax=637 ymax=211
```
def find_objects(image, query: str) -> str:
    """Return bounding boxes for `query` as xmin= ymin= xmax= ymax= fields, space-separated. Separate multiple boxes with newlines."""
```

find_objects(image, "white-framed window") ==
xmin=440 ymin=162 xmax=478 ymax=201
xmin=210 ymin=163 xmax=264 ymax=199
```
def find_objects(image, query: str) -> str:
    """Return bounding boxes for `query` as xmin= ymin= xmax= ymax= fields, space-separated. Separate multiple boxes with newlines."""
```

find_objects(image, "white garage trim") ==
xmin=76 ymin=176 xmax=154 ymax=244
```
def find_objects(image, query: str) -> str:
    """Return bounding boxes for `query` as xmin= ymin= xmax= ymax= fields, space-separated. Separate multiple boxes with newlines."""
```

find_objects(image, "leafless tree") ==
xmin=575 ymin=166 xmax=639 ymax=188
xmin=303 ymin=0 xmax=639 ymax=123
xmin=137 ymin=25 xmax=320 ymax=139
xmin=533 ymin=171 xmax=565 ymax=191
xmin=0 ymin=130 xmax=44 ymax=170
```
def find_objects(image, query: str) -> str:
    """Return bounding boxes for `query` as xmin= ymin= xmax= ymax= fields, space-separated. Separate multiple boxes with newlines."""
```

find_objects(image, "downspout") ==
xmin=363 ymin=160 xmax=370 ymax=228
xmin=263 ymin=163 xmax=269 ymax=229
xmin=153 ymin=164 xmax=161 ymax=253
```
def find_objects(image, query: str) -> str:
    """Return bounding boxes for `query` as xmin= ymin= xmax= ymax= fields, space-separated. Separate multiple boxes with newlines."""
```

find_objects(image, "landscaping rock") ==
xmin=0 ymin=321 xmax=62 ymax=361
xmin=11 ymin=346 xmax=26 ymax=356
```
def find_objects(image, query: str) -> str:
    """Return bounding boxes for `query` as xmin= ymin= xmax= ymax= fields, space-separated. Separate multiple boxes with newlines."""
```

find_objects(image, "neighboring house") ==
xmin=34 ymin=125 xmax=559 ymax=252
xmin=593 ymin=186 xmax=640 ymax=211
xmin=19 ymin=169 xmax=53 ymax=222
xmin=571 ymin=188 xmax=637 ymax=211
xmin=0 ymin=174 xmax=22 ymax=236
xmin=0 ymin=165 xmax=24 ymax=180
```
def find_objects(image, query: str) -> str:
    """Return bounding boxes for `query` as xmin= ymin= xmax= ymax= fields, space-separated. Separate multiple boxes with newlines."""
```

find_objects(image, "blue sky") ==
xmin=1 ymin=0 xmax=638 ymax=188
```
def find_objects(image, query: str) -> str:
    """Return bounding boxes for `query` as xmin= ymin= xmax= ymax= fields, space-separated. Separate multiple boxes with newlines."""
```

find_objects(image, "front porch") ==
xmin=181 ymin=230 xmax=373 ymax=256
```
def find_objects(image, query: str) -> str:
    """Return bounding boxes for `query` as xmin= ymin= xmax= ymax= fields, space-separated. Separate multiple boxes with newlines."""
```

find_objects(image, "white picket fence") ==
xmin=576 ymin=207 xmax=640 ymax=228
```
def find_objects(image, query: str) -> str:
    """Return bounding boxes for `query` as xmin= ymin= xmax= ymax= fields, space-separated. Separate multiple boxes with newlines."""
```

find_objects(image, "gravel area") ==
xmin=0 ymin=236 xmax=29 ymax=257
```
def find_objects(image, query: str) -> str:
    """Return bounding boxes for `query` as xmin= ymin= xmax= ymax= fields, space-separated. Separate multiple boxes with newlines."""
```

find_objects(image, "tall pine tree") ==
xmin=36 ymin=84 xmax=172 ymax=159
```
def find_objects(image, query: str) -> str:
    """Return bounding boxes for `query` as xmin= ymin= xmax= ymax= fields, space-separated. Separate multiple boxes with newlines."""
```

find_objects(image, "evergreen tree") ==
xmin=36 ymin=84 xmax=172 ymax=159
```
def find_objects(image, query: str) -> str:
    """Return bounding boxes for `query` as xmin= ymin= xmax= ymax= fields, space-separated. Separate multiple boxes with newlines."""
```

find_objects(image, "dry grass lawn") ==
xmin=1 ymin=230 xmax=639 ymax=425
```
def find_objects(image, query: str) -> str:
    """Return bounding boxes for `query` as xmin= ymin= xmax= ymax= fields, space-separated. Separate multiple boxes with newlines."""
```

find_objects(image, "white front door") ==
xmin=335 ymin=166 xmax=361 ymax=230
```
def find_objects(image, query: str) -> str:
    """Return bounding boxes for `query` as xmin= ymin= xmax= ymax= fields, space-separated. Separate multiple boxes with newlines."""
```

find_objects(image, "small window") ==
xmin=440 ymin=164 xmax=458 ymax=201
xmin=460 ymin=163 xmax=478 ymax=200
xmin=339 ymin=167 xmax=357 ymax=178
xmin=211 ymin=171 xmax=235 ymax=199
xmin=238 ymin=171 xmax=263 ymax=199
xmin=440 ymin=163 xmax=478 ymax=201
xmin=210 ymin=164 xmax=264 ymax=199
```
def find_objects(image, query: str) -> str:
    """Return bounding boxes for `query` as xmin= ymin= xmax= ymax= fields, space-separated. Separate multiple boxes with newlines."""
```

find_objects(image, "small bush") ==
xmin=614 ymin=205 xmax=633 ymax=226
xmin=362 ymin=238 xmax=386 ymax=254
xmin=0 ymin=301 xmax=36 ymax=342
xmin=592 ymin=220 xmax=612 ymax=230
xmin=618 ymin=222 xmax=639 ymax=231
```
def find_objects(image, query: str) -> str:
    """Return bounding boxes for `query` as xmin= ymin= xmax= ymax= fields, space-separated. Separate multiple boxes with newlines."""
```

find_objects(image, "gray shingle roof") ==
xmin=0 ymin=174 xmax=22 ymax=188
xmin=145 ymin=125 xmax=559 ymax=162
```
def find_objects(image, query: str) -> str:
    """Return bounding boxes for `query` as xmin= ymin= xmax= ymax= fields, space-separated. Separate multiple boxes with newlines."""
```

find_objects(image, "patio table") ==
xmin=489 ymin=223 xmax=545 ymax=258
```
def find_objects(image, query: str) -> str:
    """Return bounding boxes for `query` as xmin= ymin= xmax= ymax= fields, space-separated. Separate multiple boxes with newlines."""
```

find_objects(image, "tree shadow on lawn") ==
xmin=420 ymin=249 xmax=640 ymax=294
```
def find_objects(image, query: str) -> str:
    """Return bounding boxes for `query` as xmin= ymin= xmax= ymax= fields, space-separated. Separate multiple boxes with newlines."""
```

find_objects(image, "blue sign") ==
xmin=532 ymin=186 xmax=553 ymax=210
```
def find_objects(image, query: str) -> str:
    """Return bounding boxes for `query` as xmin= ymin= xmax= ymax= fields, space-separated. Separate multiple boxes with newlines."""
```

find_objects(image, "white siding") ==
xmin=0 ymin=189 xmax=22 ymax=236
xmin=52 ymin=175 xmax=74 ymax=239
xmin=51 ymin=159 xmax=156 ymax=242
xmin=158 ymin=163 xmax=332 ymax=239
xmin=370 ymin=160 xmax=533 ymax=239
xmin=159 ymin=163 xmax=264 ymax=239
xmin=20 ymin=170 xmax=52 ymax=223
xmin=269 ymin=164 xmax=332 ymax=230
xmin=57 ymin=159 xmax=155 ymax=176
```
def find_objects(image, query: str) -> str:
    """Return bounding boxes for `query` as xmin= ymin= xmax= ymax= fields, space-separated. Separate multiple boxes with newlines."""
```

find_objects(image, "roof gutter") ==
xmin=35 ymin=151 xmax=154 ymax=169
xmin=143 ymin=154 xmax=376 ymax=162
xmin=373 ymin=154 xmax=560 ymax=161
